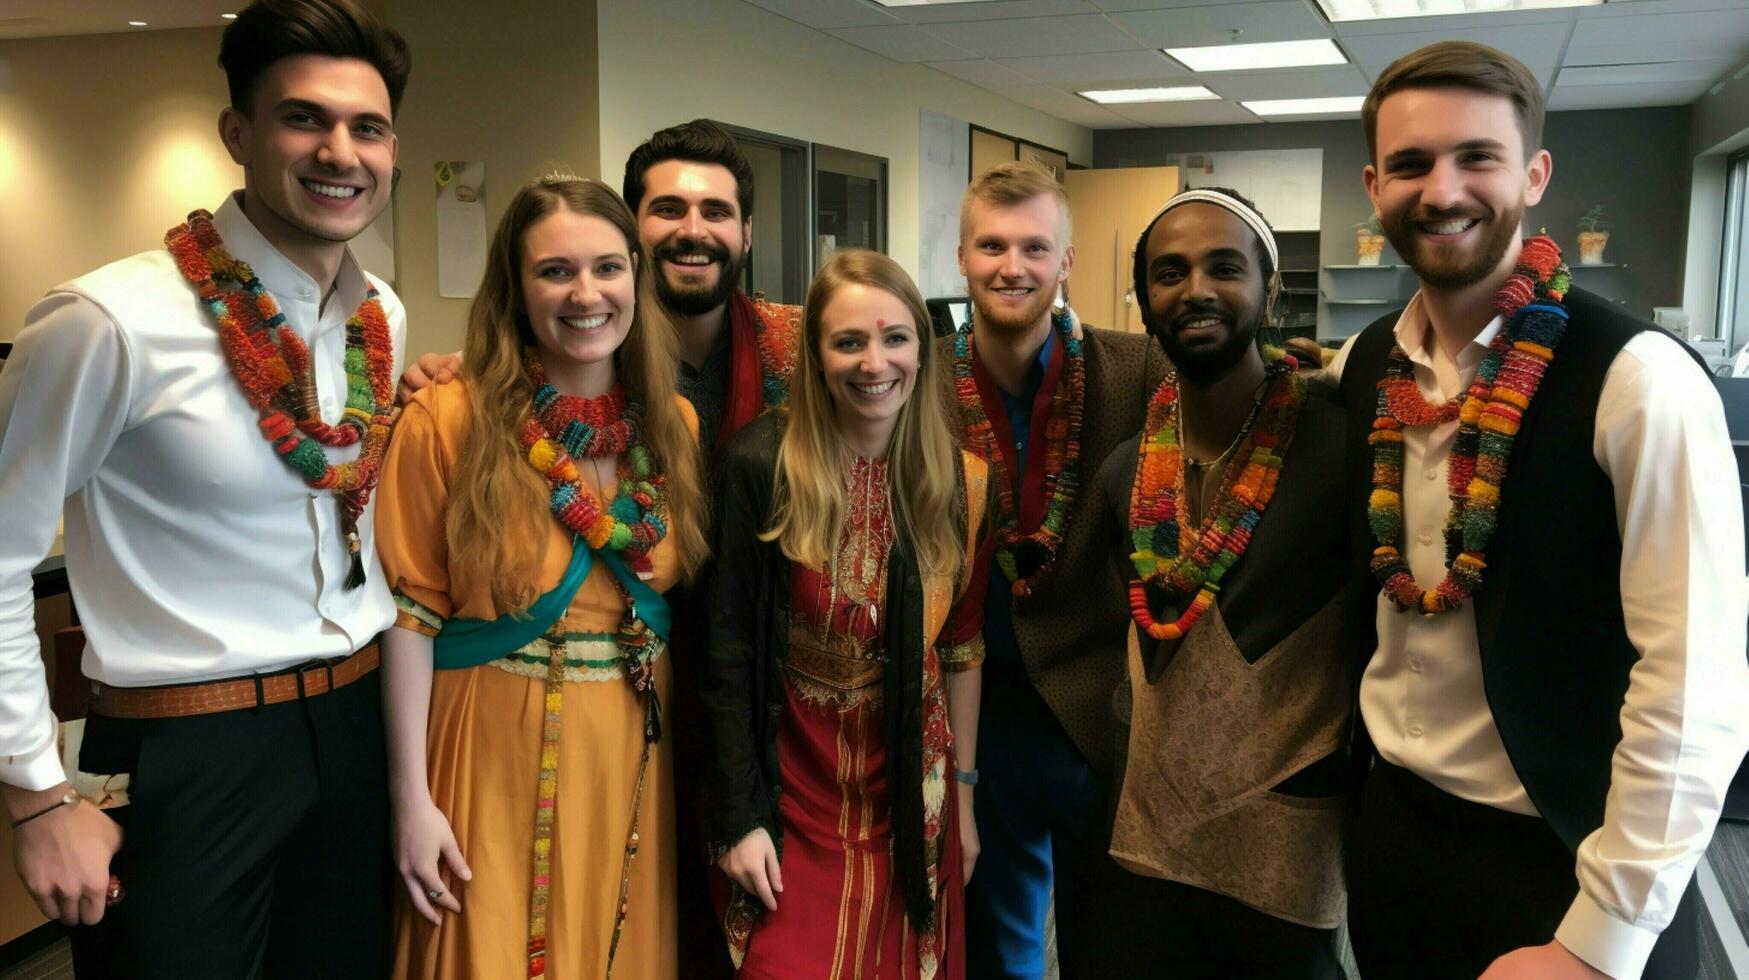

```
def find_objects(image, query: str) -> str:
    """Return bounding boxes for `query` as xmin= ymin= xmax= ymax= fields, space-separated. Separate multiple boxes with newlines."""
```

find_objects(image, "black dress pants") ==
xmin=1347 ymin=760 xmax=1700 ymax=980
xmin=1070 ymin=861 xmax=1342 ymax=979
xmin=70 ymin=669 xmax=391 ymax=979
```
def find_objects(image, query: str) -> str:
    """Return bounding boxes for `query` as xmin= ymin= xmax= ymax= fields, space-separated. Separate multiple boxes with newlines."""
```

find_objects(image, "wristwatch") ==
xmin=954 ymin=768 xmax=979 ymax=786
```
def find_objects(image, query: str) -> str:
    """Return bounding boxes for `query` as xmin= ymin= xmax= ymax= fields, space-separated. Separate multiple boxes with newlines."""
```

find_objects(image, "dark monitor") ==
xmin=1715 ymin=378 xmax=1749 ymax=444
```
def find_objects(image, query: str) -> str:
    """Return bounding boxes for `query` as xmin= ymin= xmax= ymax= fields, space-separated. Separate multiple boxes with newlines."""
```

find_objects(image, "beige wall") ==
xmin=0 ymin=5 xmax=602 ymax=358
xmin=0 ymin=28 xmax=238 ymax=339
xmin=596 ymin=0 xmax=1094 ymax=282
xmin=382 ymin=0 xmax=600 ymax=357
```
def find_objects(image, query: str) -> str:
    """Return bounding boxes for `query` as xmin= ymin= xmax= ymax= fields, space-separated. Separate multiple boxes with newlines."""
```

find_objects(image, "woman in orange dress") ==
xmin=376 ymin=175 xmax=706 ymax=978
xmin=704 ymin=250 xmax=989 ymax=979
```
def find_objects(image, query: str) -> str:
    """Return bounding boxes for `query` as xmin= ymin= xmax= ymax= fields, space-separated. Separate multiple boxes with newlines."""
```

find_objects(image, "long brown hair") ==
xmin=446 ymin=174 xmax=707 ymax=612
xmin=762 ymin=250 xmax=962 ymax=581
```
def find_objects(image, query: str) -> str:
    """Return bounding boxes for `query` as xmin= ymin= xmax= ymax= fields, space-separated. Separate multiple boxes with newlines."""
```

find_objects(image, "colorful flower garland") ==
xmin=165 ymin=210 xmax=395 ymax=588
xmin=1368 ymin=235 xmax=1571 ymax=615
xmin=519 ymin=349 xmax=668 ymax=581
xmin=952 ymin=311 xmax=1086 ymax=596
xmin=1126 ymin=349 xmax=1305 ymax=640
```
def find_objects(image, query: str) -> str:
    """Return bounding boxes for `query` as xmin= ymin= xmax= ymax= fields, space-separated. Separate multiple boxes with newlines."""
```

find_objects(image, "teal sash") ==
xmin=432 ymin=537 xmax=670 ymax=671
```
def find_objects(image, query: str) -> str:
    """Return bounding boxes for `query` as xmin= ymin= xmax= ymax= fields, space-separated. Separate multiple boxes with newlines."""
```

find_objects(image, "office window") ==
xmin=1719 ymin=148 xmax=1749 ymax=356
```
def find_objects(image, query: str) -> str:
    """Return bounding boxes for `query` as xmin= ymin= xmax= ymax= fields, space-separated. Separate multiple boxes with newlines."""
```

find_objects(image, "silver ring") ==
xmin=427 ymin=888 xmax=443 ymax=900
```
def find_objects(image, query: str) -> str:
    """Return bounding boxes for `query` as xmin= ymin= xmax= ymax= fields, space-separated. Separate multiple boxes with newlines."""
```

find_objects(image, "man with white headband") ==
xmin=1077 ymin=186 xmax=1370 ymax=976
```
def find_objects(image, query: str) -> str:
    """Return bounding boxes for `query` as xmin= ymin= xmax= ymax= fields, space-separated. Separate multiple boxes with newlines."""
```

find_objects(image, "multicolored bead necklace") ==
xmin=519 ymin=348 xmax=669 ymax=581
xmin=1127 ymin=349 xmax=1305 ymax=641
xmin=526 ymin=583 xmax=662 ymax=980
xmin=952 ymin=311 xmax=1086 ymax=595
xmin=1369 ymin=235 xmax=1571 ymax=615
xmin=165 ymin=209 xmax=395 ymax=588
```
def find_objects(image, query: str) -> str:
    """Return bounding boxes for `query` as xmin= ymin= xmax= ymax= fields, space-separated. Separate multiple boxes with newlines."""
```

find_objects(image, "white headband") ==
xmin=1141 ymin=188 xmax=1280 ymax=277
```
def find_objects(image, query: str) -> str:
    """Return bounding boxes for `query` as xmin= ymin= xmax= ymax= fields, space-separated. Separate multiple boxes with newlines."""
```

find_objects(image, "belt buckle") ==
xmin=292 ymin=655 xmax=341 ymax=699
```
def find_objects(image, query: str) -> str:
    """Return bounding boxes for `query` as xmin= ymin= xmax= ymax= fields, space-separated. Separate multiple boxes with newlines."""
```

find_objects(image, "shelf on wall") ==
xmin=1280 ymin=287 xmax=1317 ymax=295
xmin=1323 ymin=297 xmax=1398 ymax=305
xmin=1326 ymin=264 xmax=1410 ymax=270
xmin=1279 ymin=267 xmax=1318 ymax=274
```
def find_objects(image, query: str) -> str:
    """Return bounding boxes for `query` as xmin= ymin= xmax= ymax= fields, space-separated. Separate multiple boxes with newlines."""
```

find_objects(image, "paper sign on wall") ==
xmin=436 ymin=161 xmax=486 ymax=298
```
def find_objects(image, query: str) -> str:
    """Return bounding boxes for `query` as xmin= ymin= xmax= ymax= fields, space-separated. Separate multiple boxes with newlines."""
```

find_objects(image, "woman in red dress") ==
xmin=703 ymin=250 xmax=989 ymax=979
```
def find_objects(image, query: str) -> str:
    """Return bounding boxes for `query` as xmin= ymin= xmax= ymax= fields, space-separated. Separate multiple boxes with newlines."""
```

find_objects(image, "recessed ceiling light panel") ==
xmin=1242 ymin=96 xmax=1366 ymax=116
xmin=1079 ymin=86 xmax=1221 ymax=105
xmin=1314 ymin=0 xmax=1600 ymax=23
xmin=1165 ymin=39 xmax=1347 ymax=73
xmin=127 ymin=20 xmax=148 ymax=27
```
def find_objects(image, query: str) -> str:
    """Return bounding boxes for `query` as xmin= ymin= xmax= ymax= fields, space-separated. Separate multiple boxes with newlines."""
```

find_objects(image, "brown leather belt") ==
xmin=89 ymin=642 xmax=380 ymax=720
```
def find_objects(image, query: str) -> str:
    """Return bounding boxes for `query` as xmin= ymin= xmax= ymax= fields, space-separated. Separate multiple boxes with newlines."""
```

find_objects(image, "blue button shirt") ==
xmin=981 ymin=328 xmax=1057 ymax=682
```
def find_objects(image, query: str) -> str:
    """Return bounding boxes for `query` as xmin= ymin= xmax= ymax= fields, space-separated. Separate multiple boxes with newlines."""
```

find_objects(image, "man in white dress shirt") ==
xmin=1329 ymin=41 xmax=1749 ymax=979
xmin=0 ymin=1 xmax=409 ymax=975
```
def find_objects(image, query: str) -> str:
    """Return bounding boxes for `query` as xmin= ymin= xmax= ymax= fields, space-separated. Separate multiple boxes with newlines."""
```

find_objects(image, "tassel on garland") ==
xmin=343 ymin=512 xmax=367 ymax=589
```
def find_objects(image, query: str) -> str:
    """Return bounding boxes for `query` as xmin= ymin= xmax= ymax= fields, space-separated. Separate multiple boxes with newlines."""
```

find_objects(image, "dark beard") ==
xmin=1382 ymin=203 xmax=1522 ymax=290
xmin=652 ymin=241 xmax=745 ymax=316
xmin=1150 ymin=303 xmax=1266 ymax=385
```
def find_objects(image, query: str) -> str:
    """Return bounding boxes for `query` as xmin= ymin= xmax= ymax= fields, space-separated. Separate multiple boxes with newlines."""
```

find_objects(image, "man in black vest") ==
xmin=1329 ymin=41 xmax=1748 ymax=979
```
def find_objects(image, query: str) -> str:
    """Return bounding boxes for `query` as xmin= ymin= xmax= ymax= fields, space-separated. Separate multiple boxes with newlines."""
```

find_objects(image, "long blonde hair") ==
xmin=446 ymin=174 xmax=707 ymax=612
xmin=761 ymin=250 xmax=962 ymax=581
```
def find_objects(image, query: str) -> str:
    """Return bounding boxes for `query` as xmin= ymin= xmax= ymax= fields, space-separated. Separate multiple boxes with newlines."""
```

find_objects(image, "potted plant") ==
xmin=1577 ymin=205 xmax=1610 ymax=264
xmin=1355 ymin=213 xmax=1385 ymax=266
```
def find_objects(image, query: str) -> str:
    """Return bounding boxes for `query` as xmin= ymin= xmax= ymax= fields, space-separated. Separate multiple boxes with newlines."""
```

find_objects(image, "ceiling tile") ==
xmin=1564 ymin=39 xmax=1749 ymax=65
xmin=1345 ymin=22 xmax=1570 ymax=87
xmin=917 ymin=13 xmax=1143 ymax=57
xmin=1546 ymin=79 xmax=1714 ymax=109
xmin=823 ymin=23 xmax=980 ymax=61
xmin=927 ymin=58 xmax=1034 ymax=87
xmin=885 ymin=0 xmax=1098 ymax=23
xmin=1201 ymin=65 xmax=1371 ymax=100
xmin=995 ymin=48 xmax=1190 ymax=84
xmin=1000 ymin=84 xmax=1147 ymax=127
xmin=1112 ymin=2 xmax=1334 ymax=48
xmin=1577 ymin=0 xmax=1749 ymax=18
xmin=1107 ymin=99 xmax=1263 ymax=126
xmin=1569 ymin=5 xmax=1749 ymax=47
xmin=1091 ymin=0 xmax=1286 ymax=10
xmin=1558 ymin=58 xmax=1736 ymax=86
xmin=739 ymin=0 xmax=899 ymax=29
xmin=1329 ymin=7 xmax=1580 ymax=37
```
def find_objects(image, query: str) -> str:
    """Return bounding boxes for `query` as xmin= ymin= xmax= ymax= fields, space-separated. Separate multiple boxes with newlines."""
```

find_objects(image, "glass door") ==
xmin=812 ymin=144 xmax=887 ymax=268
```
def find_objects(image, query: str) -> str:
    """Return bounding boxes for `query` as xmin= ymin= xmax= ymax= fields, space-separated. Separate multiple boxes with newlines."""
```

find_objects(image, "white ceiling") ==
xmin=7 ymin=0 xmax=1743 ymax=129
xmin=0 ymin=1 xmax=240 ymax=38
xmin=741 ymin=0 xmax=1749 ymax=128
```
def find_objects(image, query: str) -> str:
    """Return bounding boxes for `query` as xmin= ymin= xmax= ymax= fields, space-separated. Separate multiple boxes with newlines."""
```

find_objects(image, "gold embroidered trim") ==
xmin=938 ymin=634 xmax=985 ymax=671
xmin=785 ymin=626 xmax=885 ymax=708
xmin=393 ymin=593 xmax=442 ymax=636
